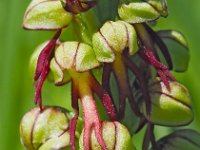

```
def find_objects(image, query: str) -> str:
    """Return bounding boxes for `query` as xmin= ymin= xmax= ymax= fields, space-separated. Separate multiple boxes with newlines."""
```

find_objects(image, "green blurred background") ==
xmin=0 ymin=0 xmax=200 ymax=149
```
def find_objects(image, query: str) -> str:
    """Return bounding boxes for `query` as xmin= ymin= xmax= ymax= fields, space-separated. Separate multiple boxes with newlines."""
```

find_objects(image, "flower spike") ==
xmin=50 ymin=41 xmax=118 ymax=149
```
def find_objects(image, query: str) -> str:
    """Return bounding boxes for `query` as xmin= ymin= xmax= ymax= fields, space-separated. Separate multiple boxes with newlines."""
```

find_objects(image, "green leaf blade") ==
xmin=158 ymin=30 xmax=189 ymax=72
xmin=154 ymin=129 xmax=200 ymax=150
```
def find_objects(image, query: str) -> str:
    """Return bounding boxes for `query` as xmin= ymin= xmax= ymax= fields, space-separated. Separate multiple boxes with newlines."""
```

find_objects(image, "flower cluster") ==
xmin=20 ymin=0 xmax=198 ymax=150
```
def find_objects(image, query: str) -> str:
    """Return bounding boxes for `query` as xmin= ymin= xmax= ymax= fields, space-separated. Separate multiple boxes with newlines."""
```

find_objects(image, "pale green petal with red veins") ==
xmin=39 ymin=132 xmax=71 ymax=150
xmin=92 ymin=21 xmax=138 ymax=63
xmin=50 ymin=58 xmax=71 ymax=85
xmin=23 ymin=0 xmax=72 ymax=30
xmin=55 ymin=42 xmax=100 ymax=72
xmin=79 ymin=121 xmax=135 ymax=150
xmin=92 ymin=31 xmax=115 ymax=63
xmin=100 ymin=21 xmax=127 ymax=53
xmin=20 ymin=107 xmax=39 ymax=150
xmin=118 ymin=2 xmax=160 ymax=23
xmin=20 ymin=107 xmax=73 ymax=150
xmin=26 ymin=0 xmax=48 ymax=10
xmin=142 ymin=80 xmax=193 ymax=126
xmin=120 ymin=21 xmax=138 ymax=55
xmin=55 ymin=42 xmax=78 ymax=70
xmin=146 ymin=0 xmax=168 ymax=17
xmin=75 ymin=43 xmax=100 ymax=72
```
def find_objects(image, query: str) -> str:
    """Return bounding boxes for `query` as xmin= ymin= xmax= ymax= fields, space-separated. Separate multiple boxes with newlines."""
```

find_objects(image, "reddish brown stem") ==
xmin=122 ymin=54 xmax=151 ymax=115
xmin=118 ymin=94 xmax=126 ymax=120
xmin=111 ymin=56 xmax=141 ymax=120
xmin=142 ymin=124 xmax=151 ymax=150
xmin=102 ymin=64 xmax=112 ymax=96
xmin=70 ymin=80 xmax=79 ymax=150
xmin=135 ymin=117 xmax=147 ymax=134
xmin=150 ymin=125 xmax=158 ymax=150
xmin=142 ymin=123 xmax=157 ymax=150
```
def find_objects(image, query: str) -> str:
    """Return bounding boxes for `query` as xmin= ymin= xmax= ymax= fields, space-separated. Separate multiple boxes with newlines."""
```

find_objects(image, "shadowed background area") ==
xmin=0 ymin=0 xmax=200 ymax=149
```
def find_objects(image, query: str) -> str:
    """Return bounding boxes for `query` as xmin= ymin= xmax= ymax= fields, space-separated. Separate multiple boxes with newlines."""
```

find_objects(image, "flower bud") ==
xmin=92 ymin=21 xmax=138 ymax=63
xmin=49 ymin=41 xmax=100 ymax=85
xmin=54 ymin=41 xmax=100 ymax=72
xmin=20 ymin=106 xmax=76 ymax=150
xmin=23 ymin=0 xmax=72 ymax=30
xmin=145 ymin=0 xmax=168 ymax=17
xmin=142 ymin=80 xmax=193 ymax=126
xmin=79 ymin=121 xmax=135 ymax=150
xmin=118 ymin=2 xmax=160 ymax=24
xmin=60 ymin=0 xmax=96 ymax=14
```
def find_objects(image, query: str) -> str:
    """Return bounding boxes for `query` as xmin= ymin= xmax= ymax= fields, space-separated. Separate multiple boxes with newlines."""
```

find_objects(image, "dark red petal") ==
xmin=34 ymin=30 xmax=61 ymax=81
xmin=70 ymin=81 xmax=79 ymax=150
xmin=34 ymin=30 xmax=61 ymax=110
xmin=90 ymin=74 xmax=118 ymax=121
xmin=139 ymin=47 xmax=175 ymax=88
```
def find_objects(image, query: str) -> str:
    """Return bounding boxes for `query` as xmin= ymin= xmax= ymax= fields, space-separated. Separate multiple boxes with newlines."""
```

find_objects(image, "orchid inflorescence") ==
xmin=20 ymin=0 xmax=198 ymax=150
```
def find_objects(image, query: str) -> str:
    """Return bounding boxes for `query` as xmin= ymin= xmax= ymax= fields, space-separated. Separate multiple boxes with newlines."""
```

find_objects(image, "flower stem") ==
xmin=142 ymin=123 xmax=157 ymax=150
xmin=112 ymin=54 xmax=141 ymax=119
xmin=69 ymin=70 xmax=107 ymax=150
xmin=122 ymin=53 xmax=151 ymax=116
xmin=134 ymin=24 xmax=154 ymax=50
xmin=70 ymin=80 xmax=79 ymax=150
xmin=72 ymin=10 xmax=98 ymax=44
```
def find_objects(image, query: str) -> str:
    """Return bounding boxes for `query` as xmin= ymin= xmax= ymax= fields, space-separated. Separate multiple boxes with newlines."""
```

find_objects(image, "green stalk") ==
xmin=72 ymin=10 xmax=99 ymax=44
xmin=134 ymin=23 xmax=154 ymax=49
